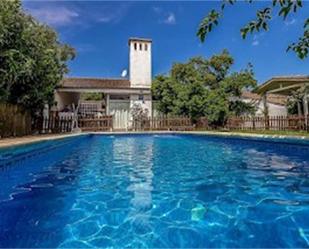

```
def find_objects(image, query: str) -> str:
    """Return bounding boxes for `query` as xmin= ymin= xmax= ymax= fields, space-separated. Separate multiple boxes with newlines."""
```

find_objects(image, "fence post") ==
xmin=265 ymin=115 xmax=269 ymax=130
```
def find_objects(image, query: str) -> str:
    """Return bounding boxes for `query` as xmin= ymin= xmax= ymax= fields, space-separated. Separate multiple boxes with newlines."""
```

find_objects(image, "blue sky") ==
xmin=23 ymin=1 xmax=308 ymax=84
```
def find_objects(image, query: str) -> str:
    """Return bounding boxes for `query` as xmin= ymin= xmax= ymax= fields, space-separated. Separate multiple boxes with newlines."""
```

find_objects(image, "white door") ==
xmin=109 ymin=100 xmax=130 ymax=130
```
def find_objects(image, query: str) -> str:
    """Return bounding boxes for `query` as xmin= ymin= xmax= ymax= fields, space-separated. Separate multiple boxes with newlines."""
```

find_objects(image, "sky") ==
xmin=22 ymin=0 xmax=309 ymax=84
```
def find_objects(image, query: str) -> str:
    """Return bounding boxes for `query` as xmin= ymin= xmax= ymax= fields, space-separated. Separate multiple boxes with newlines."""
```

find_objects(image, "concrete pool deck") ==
xmin=0 ymin=133 xmax=86 ymax=149
xmin=0 ymin=131 xmax=309 ymax=149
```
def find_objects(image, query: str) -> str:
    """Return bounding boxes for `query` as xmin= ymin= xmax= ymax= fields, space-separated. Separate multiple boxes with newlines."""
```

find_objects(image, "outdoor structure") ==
xmin=256 ymin=75 xmax=309 ymax=116
xmin=54 ymin=37 xmax=152 ymax=130
xmin=241 ymin=91 xmax=287 ymax=116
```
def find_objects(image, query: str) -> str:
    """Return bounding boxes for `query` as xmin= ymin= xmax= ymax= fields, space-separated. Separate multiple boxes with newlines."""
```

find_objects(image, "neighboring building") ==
xmin=55 ymin=38 xmax=152 ymax=130
xmin=242 ymin=75 xmax=309 ymax=117
xmin=256 ymin=75 xmax=309 ymax=95
xmin=241 ymin=91 xmax=287 ymax=116
xmin=255 ymin=75 xmax=309 ymax=116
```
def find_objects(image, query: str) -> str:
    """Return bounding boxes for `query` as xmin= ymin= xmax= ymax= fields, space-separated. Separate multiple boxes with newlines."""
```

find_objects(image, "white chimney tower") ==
xmin=129 ymin=38 xmax=152 ymax=88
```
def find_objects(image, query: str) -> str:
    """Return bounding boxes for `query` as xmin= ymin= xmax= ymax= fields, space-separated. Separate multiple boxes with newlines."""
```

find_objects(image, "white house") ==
xmin=241 ymin=91 xmax=287 ymax=116
xmin=55 ymin=37 xmax=153 ymax=130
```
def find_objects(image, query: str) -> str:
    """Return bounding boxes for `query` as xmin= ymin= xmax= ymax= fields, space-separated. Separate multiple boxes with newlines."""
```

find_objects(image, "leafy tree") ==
xmin=197 ymin=0 xmax=308 ymax=59
xmin=286 ymin=85 xmax=309 ymax=114
xmin=131 ymin=103 xmax=149 ymax=130
xmin=152 ymin=51 xmax=257 ymax=125
xmin=81 ymin=92 xmax=104 ymax=101
xmin=0 ymin=0 xmax=75 ymax=115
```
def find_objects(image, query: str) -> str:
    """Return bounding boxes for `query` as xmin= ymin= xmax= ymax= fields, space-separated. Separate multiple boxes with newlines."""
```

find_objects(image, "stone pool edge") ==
xmin=0 ymin=130 xmax=308 ymax=149
xmin=0 ymin=133 xmax=88 ymax=149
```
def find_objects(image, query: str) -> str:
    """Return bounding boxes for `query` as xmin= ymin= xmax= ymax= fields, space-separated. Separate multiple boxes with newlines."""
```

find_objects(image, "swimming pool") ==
xmin=0 ymin=134 xmax=308 ymax=248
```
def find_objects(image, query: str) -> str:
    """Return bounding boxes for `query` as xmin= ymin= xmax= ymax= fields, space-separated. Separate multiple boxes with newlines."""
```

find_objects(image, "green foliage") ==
xmin=287 ymin=18 xmax=309 ymax=59
xmin=286 ymin=98 xmax=299 ymax=115
xmin=197 ymin=0 xmax=308 ymax=59
xmin=0 ymin=0 xmax=75 ymax=115
xmin=286 ymin=84 xmax=309 ymax=115
xmin=81 ymin=92 xmax=103 ymax=101
xmin=152 ymin=51 xmax=257 ymax=125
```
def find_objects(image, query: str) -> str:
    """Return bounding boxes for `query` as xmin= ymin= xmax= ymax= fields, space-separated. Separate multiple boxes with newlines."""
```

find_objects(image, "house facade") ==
xmin=241 ymin=91 xmax=287 ymax=116
xmin=55 ymin=37 xmax=305 ymax=130
xmin=55 ymin=38 xmax=153 ymax=130
xmin=256 ymin=75 xmax=309 ymax=116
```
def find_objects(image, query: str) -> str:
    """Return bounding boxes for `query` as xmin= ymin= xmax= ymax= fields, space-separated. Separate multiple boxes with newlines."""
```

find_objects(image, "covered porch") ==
xmin=54 ymin=77 xmax=152 ymax=130
xmin=256 ymin=76 xmax=309 ymax=117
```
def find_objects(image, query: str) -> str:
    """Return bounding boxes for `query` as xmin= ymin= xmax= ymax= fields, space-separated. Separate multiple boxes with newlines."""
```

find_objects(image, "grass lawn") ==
xmin=205 ymin=129 xmax=309 ymax=137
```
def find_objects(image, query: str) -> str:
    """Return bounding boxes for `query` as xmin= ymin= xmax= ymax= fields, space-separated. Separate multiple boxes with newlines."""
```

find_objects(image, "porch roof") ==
xmin=60 ymin=77 xmax=131 ymax=89
xmin=242 ymin=91 xmax=287 ymax=106
xmin=256 ymin=75 xmax=309 ymax=95
xmin=57 ymin=77 xmax=151 ymax=94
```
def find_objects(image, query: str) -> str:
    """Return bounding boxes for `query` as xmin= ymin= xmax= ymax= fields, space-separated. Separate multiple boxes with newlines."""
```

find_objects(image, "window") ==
xmin=145 ymin=44 xmax=148 ymax=51
xmin=134 ymin=43 xmax=137 ymax=50
xmin=138 ymin=95 xmax=144 ymax=101
xmin=139 ymin=43 xmax=142 ymax=50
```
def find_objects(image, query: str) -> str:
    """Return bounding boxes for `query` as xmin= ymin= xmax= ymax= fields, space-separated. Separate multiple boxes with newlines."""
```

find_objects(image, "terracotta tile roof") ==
xmin=242 ymin=91 xmax=287 ymax=106
xmin=60 ymin=77 xmax=131 ymax=89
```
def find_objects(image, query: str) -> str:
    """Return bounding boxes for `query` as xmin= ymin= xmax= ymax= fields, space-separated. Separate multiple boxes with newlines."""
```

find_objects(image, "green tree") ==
xmin=81 ymin=92 xmax=104 ymax=101
xmin=197 ymin=0 xmax=308 ymax=59
xmin=152 ymin=51 xmax=257 ymax=125
xmin=0 ymin=0 xmax=75 ymax=115
xmin=286 ymin=85 xmax=309 ymax=114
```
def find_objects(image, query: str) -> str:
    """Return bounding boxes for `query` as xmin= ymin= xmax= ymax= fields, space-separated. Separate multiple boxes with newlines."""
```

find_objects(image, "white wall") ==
xmin=242 ymin=98 xmax=287 ymax=116
xmin=54 ymin=91 xmax=80 ymax=111
xmin=129 ymin=40 xmax=152 ymax=88
xmin=109 ymin=99 xmax=130 ymax=130
xmin=106 ymin=94 xmax=152 ymax=130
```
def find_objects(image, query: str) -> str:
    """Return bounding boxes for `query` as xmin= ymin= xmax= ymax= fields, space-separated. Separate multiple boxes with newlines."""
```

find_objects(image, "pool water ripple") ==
xmin=0 ymin=134 xmax=308 ymax=248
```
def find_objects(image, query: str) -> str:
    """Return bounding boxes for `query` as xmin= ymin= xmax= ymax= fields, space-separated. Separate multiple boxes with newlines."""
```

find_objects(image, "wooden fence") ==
xmin=78 ymin=116 xmax=113 ymax=131
xmin=132 ymin=117 xmax=194 ymax=131
xmin=0 ymin=103 xmax=32 ymax=138
xmin=1 ymin=105 xmax=308 ymax=138
xmin=33 ymin=114 xmax=73 ymax=134
xmin=226 ymin=115 xmax=309 ymax=131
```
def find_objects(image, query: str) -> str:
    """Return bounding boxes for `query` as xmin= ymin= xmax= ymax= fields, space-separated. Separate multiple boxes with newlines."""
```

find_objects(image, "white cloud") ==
xmin=152 ymin=7 xmax=162 ymax=14
xmin=98 ymin=16 xmax=114 ymax=23
xmin=252 ymin=40 xmax=259 ymax=46
xmin=153 ymin=7 xmax=176 ymax=25
xmin=164 ymin=13 xmax=176 ymax=25
xmin=27 ymin=6 xmax=79 ymax=27
xmin=96 ymin=5 xmax=128 ymax=24
xmin=285 ymin=18 xmax=297 ymax=26
xmin=251 ymin=33 xmax=264 ymax=46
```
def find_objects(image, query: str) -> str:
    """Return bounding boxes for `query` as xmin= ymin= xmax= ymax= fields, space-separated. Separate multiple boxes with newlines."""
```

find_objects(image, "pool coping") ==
xmin=0 ymin=133 xmax=87 ymax=149
xmin=0 ymin=130 xmax=308 ymax=149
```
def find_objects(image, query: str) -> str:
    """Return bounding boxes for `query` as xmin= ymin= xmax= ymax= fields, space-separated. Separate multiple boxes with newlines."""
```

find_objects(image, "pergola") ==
xmin=256 ymin=76 xmax=309 ymax=116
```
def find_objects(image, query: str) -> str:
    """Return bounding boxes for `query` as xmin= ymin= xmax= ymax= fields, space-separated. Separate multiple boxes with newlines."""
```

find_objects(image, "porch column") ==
xmin=106 ymin=94 xmax=110 ymax=115
xmin=297 ymin=102 xmax=302 ymax=116
xmin=303 ymin=94 xmax=308 ymax=127
xmin=303 ymin=94 xmax=308 ymax=116
xmin=262 ymin=93 xmax=269 ymax=130
xmin=262 ymin=93 xmax=269 ymax=117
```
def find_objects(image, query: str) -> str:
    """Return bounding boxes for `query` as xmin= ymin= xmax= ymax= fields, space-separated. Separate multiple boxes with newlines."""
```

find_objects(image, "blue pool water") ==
xmin=0 ymin=134 xmax=309 ymax=248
